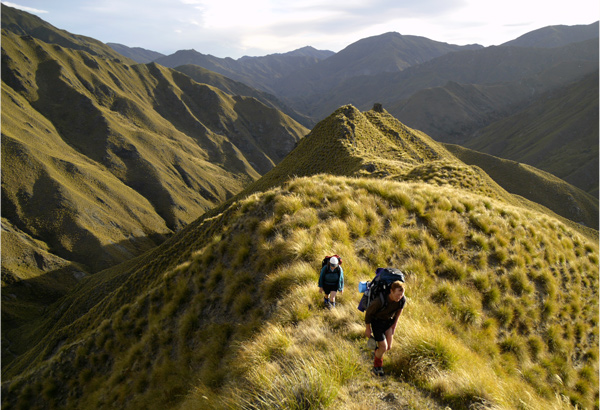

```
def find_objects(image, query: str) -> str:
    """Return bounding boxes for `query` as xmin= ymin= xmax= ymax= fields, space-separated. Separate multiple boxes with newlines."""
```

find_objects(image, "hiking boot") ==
xmin=330 ymin=301 xmax=336 ymax=308
xmin=324 ymin=298 xmax=330 ymax=308
xmin=371 ymin=367 xmax=384 ymax=376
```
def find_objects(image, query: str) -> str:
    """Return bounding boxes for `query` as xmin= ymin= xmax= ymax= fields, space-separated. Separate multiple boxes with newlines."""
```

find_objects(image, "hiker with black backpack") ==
xmin=318 ymin=255 xmax=344 ymax=309
xmin=364 ymin=280 xmax=406 ymax=376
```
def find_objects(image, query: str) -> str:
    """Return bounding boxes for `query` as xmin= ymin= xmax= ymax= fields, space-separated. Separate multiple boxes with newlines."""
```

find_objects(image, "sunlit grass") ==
xmin=8 ymin=174 xmax=598 ymax=410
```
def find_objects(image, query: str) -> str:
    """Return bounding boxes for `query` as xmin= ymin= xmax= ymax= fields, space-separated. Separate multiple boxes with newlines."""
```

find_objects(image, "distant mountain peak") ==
xmin=501 ymin=21 xmax=599 ymax=48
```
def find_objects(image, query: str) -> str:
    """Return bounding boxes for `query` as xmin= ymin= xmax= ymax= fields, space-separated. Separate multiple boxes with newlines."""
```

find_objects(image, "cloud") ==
xmin=2 ymin=1 xmax=48 ymax=13
xmin=3 ymin=0 xmax=597 ymax=58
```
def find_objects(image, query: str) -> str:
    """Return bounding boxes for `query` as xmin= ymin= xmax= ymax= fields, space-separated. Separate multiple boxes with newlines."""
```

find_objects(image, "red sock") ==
xmin=374 ymin=357 xmax=383 ymax=367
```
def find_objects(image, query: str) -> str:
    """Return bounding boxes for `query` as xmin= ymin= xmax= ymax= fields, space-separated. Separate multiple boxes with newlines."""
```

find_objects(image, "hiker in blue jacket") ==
xmin=318 ymin=256 xmax=344 ymax=308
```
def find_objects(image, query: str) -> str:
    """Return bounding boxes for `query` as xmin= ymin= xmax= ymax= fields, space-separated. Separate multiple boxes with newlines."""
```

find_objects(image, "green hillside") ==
xmin=1 ymin=28 xmax=307 ymax=270
xmin=1 ymin=4 xmax=134 ymax=64
xmin=1 ymin=6 xmax=308 ymax=368
xmin=2 ymin=106 xmax=597 ymax=410
xmin=464 ymin=72 xmax=599 ymax=197
xmin=174 ymin=64 xmax=314 ymax=127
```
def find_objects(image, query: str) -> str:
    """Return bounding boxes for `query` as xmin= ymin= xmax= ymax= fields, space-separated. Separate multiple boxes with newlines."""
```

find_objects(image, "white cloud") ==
xmin=2 ymin=1 xmax=48 ymax=13
xmin=3 ymin=0 xmax=598 ymax=57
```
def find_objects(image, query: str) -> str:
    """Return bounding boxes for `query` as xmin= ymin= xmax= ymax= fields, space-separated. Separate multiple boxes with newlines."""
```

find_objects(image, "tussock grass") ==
xmin=5 ymin=175 xmax=598 ymax=410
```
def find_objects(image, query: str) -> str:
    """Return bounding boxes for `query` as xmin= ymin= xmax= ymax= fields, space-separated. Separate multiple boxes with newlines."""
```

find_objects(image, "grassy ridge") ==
xmin=2 ymin=175 xmax=597 ymax=409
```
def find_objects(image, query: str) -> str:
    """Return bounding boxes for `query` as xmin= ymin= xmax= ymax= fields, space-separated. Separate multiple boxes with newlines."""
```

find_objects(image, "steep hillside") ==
xmin=443 ymin=143 xmax=598 ymax=229
xmin=464 ymin=72 xmax=599 ymax=197
xmin=2 ymin=173 xmax=597 ymax=409
xmin=107 ymin=42 xmax=165 ymax=63
xmin=1 ymin=4 xmax=134 ymax=64
xmin=174 ymin=64 xmax=314 ymax=127
xmin=1 ymin=7 xmax=308 ymax=366
xmin=1 ymin=26 xmax=307 ymax=272
xmin=501 ymin=21 xmax=599 ymax=48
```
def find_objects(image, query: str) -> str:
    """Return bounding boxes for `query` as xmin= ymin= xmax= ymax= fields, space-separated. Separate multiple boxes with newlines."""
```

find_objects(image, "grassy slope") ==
xmin=1 ymin=28 xmax=308 ymax=273
xmin=1 ymin=18 xmax=308 ymax=368
xmin=2 ymin=108 xmax=597 ymax=410
xmin=464 ymin=71 xmax=599 ymax=197
xmin=0 ymin=4 xmax=133 ymax=64
xmin=444 ymin=143 xmax=598 ymax=231
xmin=174 ymin=64 xmax=315 ymax=127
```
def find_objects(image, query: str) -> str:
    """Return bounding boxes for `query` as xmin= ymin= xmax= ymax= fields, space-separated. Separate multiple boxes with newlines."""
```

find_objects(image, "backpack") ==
xmin=321 ymin=255 xmax=342 ymax=267
xmin=357 ymin=267 xmax=405 ymax=312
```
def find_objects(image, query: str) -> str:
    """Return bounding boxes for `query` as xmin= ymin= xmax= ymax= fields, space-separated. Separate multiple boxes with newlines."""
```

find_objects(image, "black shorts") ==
xmin=371 ymin=318 xmax=395 ymax=342
xmin=322 ymin=284 xmax=338 ymax=295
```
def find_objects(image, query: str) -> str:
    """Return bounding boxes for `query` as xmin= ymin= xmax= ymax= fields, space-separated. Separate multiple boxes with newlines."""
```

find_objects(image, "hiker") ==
xmin=318 ymin=256 xmax=344 ymax=308
xmin=364 ymin=280 xmax=406 ymax=376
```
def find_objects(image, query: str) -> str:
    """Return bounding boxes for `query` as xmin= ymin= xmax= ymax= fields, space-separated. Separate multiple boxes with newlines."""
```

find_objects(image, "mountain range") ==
xmin=1 ymin=3 xmax=598 ymax=410
xmin=114 ymin=22 xmax=598 ymax=198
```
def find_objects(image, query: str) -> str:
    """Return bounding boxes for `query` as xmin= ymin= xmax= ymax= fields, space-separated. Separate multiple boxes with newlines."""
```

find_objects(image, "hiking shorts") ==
xmin=371 ymin=318 xmax=395 ymax=342
xmin=322 ymin=284 xmax=339 ymax=295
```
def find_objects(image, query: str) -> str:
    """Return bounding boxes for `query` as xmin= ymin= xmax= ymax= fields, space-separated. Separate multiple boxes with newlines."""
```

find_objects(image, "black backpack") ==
xmin=357 ymin=267 xmax=405 ymax=312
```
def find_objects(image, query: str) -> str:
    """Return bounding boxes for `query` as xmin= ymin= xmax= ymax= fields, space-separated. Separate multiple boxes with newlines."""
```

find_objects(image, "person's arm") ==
xmin=390 ymin=297 xmax=406 ymax=334
xmin=318 ymin=266 xmax=325 ymax=292
xmin=338 ymin=267 xmax=344 ymax=293
xmin=390 ymin=307 xmax=403 ymax=334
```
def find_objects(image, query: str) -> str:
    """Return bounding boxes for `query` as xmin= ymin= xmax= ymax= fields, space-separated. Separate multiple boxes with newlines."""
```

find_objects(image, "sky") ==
xmin=3 ymin=0 xmax=599 ymax=59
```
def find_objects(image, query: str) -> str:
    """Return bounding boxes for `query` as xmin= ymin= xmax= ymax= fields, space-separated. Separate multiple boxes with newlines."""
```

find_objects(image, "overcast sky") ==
xmin=3 ymin=0 xmax=598 ymax=59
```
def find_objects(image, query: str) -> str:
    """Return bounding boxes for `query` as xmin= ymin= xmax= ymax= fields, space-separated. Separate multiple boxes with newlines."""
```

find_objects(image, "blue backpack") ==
xmin=357 ymin=267 xmax=405 ymax=312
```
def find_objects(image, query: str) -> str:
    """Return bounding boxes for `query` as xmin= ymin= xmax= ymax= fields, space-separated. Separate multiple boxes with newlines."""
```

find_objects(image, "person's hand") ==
xmin=318 ymin=287 xmax=323 ymax=294
xmin=339 ymin=290 xmax=343 ymax=295
xmin=365 ymin=328 xmax=371 ymax=338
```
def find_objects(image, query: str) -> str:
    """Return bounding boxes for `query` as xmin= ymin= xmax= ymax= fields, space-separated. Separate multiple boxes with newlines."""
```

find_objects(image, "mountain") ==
xmin=501 ymin=21 xmax=599 ymax=48
xmin=1 ymin=3 xmax=308 ymax=363
xmin=298 ymin=38 xmax=599 ymax=119
xmin=463 ymin=71 xmax=599 ymax=197
xmin=268 ymin=45 xmax=334 ymax=59
xmin=272 ymin=32 xmax=483 ymax=100
xmin=154 ymin=46 xmax=334 ymax=94
xmin=107 ymin=42 xmax=165 ymax=63
xmin=386 ymin=70 xmax=599 ymax=197
xmin=2 ymin=105 xmax=597 ymax=410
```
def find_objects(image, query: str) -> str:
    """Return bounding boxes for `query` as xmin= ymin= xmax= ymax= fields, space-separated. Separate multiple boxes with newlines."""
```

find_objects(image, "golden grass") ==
xmin=4 ymin=175 xmax=598 ymax=410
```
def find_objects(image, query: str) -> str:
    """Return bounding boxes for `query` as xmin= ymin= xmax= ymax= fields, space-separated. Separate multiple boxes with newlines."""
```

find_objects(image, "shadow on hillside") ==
xmin=1 ymin=233 xmax=170 ymax=370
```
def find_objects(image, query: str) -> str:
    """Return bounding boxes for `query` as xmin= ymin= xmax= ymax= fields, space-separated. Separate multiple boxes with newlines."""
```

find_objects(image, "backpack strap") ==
xmin=377 ymin=292 xmax=387 ymax=312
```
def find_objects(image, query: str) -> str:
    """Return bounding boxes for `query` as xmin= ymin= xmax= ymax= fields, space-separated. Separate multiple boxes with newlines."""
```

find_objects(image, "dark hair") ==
xmin=391 ymin=281 xmax=404 ymax=292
